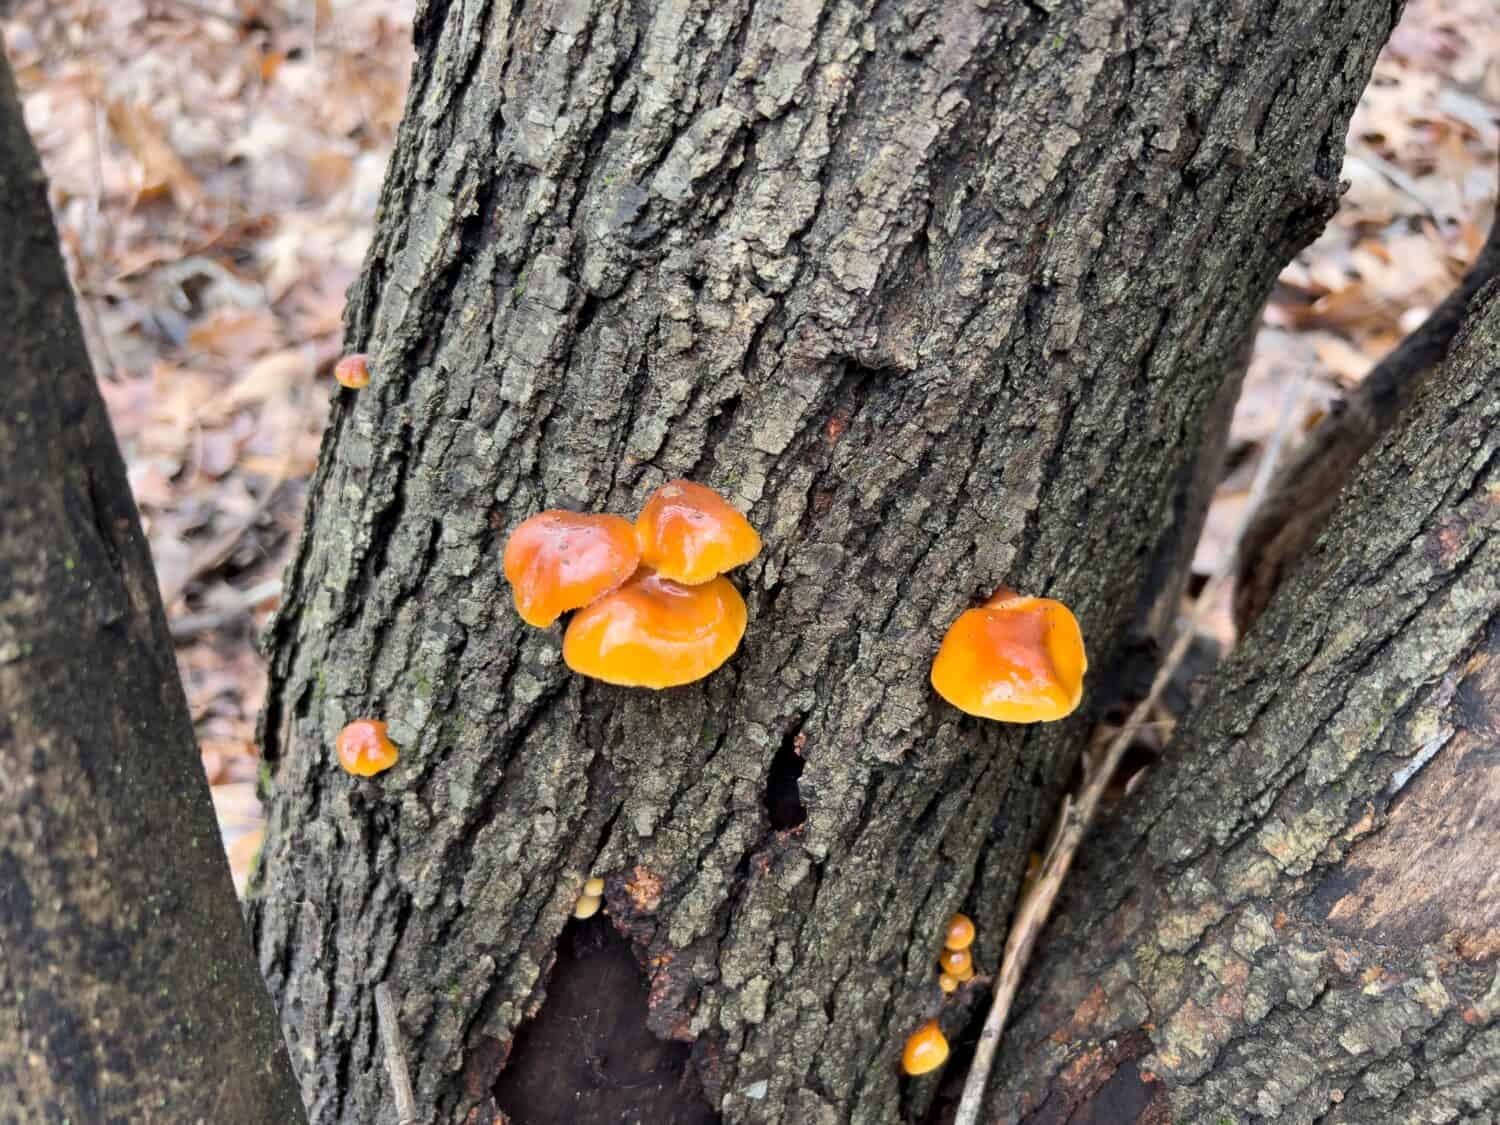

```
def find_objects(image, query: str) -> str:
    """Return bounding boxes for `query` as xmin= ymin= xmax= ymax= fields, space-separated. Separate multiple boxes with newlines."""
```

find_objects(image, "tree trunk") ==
xmin=987 ymin=281 xmax=1500 ymax=1123
xmin=249 ymin=1 xmax=1401 ymax=1122
xmin=0 ymin=54 xmax=306 ymax=1124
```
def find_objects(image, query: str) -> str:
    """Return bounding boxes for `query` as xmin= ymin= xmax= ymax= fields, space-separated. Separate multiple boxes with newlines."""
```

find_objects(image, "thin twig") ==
xmin=952 ymin=374 xmax=1309 ymax=1125
xmin=375 ymin=983 xmax=418 ymax=1125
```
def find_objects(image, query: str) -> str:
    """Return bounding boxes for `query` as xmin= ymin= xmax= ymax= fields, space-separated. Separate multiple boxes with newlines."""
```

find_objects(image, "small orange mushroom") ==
xmin=901 ymin=1020 xmax=949 ymax=1076
xmin=563 ymin=570 xmax=747 ymax=688
xmin=930 ymin=590 xmax=1087 ymax=723
xmin=503 ymin=511 xmax=642 ymax=628
xmin=938 ymin=973 xmax=959 ymax=994
xmin=944 ymin=913 xmax=975 ymax=951
xmin=336 ymin=719 xmax=398 ymax=777
xmin=938 ymin=948 xmax=972 ymax=978
xmin=635 ymin=480 xmax=761 ymax=585
xmin=574 ymin=894 xmax=602 ymax=919
xmin=334 ymin=353 xmax=371 ymax=389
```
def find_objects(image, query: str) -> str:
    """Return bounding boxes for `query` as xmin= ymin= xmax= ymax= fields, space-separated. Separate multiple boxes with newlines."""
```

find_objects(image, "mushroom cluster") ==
xmin=574 ymin=876 xmax=605 ymax=920
xmin=936 ymin=912 xmax=976 ymax=993
xmin=931 ymin=589 xmax=1087 ymax=723
xmin=503 ymin=480 xmax=761 ymax=688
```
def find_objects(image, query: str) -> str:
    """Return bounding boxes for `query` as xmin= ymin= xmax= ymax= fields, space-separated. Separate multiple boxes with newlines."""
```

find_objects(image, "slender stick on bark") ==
xmin=375 ymin=983 xmax=418 ymax=1125
xmin=953 ymin=376 xmax=1308 ymax=1125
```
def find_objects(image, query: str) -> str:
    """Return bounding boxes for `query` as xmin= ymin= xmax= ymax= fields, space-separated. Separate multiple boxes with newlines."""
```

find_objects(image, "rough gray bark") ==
xmin=0 ymin=51 xmax=306 ymax=1125
xmin=248 ymin=1 xmax=1401 ymax=1122
xmin=987 ymin=282 xmax=1500 ymax=1123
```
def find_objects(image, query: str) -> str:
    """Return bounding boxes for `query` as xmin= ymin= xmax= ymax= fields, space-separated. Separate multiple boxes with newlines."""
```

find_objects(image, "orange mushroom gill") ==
xmin=635 ymin=479 xmax=761 ymax=585
xmin=562 ymin=569 xmax=747 ymax=688
xmin=503 ymin=511 xmax=642 ymax=628
xmin=930 ymin=591 xmax=1087 ymax=723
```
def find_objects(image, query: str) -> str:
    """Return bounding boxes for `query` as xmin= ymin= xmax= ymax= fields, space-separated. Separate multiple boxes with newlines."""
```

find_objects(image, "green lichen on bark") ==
xmin=249 ymin=1 xmax=1399 ymax=1121
xmin=991 ymin=284 xmax=1500 ymax=1122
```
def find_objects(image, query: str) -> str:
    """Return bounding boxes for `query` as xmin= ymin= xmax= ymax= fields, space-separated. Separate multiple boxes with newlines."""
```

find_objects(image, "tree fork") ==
xmin=988 ymin=281 xmax=1500 ymax=1123
xmin=248 ymin=1 xmax=1402 ymax=1121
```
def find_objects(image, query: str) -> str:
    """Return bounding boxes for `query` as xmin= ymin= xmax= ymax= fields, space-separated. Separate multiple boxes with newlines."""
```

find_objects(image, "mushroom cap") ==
xmin=938 ymin=973 xmax=959 ymax=994
xmin=336 ymin=719 xmax=398 ymax=777
xmin=937 ymin=948 xmax=972 ymax=977
xmin=944 ymin=913 xmax=975 ymax=951
xmin=635 ymin=479 xmax=761 ymax=585
xmin=930 ymin=593 xmax=1087 ymax=723
xmin=573 ymin=894 xmax=602 ymax=920
xmin=583 ymin=876 xmax=605 ymax=896
xmin=901 ymin=1020 xmax=950 ymax=1076
xmin=503 ymin=511 xmax=642 ymax=628
xmin=334 ymin=353 xmax=371 ymax=389
xmin=563 ymin=570 xmax=747 ymax=689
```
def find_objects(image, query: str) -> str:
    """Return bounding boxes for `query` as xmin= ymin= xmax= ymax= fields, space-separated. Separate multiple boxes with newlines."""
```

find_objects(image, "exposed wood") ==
xmin=988 ymin=280 xmax=1500 ymax=1123
xmin=0 ymin=51 xmax=306 ymax=1124
xmin=248 ymin=1 xmax=1402 ymax=1121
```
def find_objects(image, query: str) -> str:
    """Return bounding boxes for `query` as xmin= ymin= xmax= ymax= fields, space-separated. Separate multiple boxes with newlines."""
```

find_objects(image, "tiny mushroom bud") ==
xmin=901 ymin=1020 xmax=950 ymax=1076
xmin=334 ymin=353 xmax=371 ymax=389
xmin=938 ymin=973 xmax=959 ymax=994
xmin=563 ymin=569 xmax=747 ymax=689
xmin=944 ymin=913 xmax=975 ymax=951
xmin=336 ymin=719 xmax=398 ymax=777
xmin=573 ymin=894 xmax=602 ymax=920
xmin=635 ymin=479 xmax=761 ymax=585
xmin=930 ymin=590 xmax=1087 ymax=723
xmin=938 ymin=948 xmax=973 ymax=978
xmin=503 ymin=511 xmax=642 ymax=628
xmin=584 ymin=877 xmax=605 ymax=896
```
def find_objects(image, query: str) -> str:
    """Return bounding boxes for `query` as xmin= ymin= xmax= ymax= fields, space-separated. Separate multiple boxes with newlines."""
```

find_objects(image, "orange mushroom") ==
xmin=334 ymin=353 xmax=371 ymax=389
xmin=938 ymin=948 xmax=972 ymax=978
xmin=563 ymin=569 xmax=747 ymax=688
xmin=635 ymin=479 xmax=761 ymax=585
xmin=503 ymin=511 xmax=642 ymax=628
xmin=930 ymin=590 xmax=1087 ymax=723
xmin=901 ymin=1020 xmax=949 ymax=1076
xmin=336 ymin=719 xmax=398 ymax=777
xmin=944 ymin=913 xmax=975 ymax=951
xmin=938 ymin=973 xmax=959 ymax=994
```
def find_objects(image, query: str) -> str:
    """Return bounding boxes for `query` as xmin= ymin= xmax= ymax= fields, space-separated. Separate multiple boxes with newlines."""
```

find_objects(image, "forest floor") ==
xmin=5 ymin=0 xmax=1498 ymax=893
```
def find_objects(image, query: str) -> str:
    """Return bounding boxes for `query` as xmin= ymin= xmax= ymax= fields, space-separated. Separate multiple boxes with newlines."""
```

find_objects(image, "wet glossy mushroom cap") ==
xmin=563 ymin=570 xmax=747 ymax=688
xmin=938 ymin=973 xmax=959 ymax=994
xmin=573 ymin=894 xmax=602 ymax=919
xmin=938 ymin=948 xmax=972 ymax=978
xmin=634 ymin=480 xmax=761 ymax=585
xmin=503 ymin=511 xmax=642 ymax=628
xmin=930 ymin=592 xmax=1087 ymax=723
xmin=901 ymin=1020 xmax=950 ymax=1076
xmin=584 ymin=876 xmax=605 ymax=896
xmin=336 ymin=719 xmax=398 ymax=777
xmin=334 ymin=353 xmax=371 ymax=389
xmin=944 ymin=913 xmax=975 ymax=951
